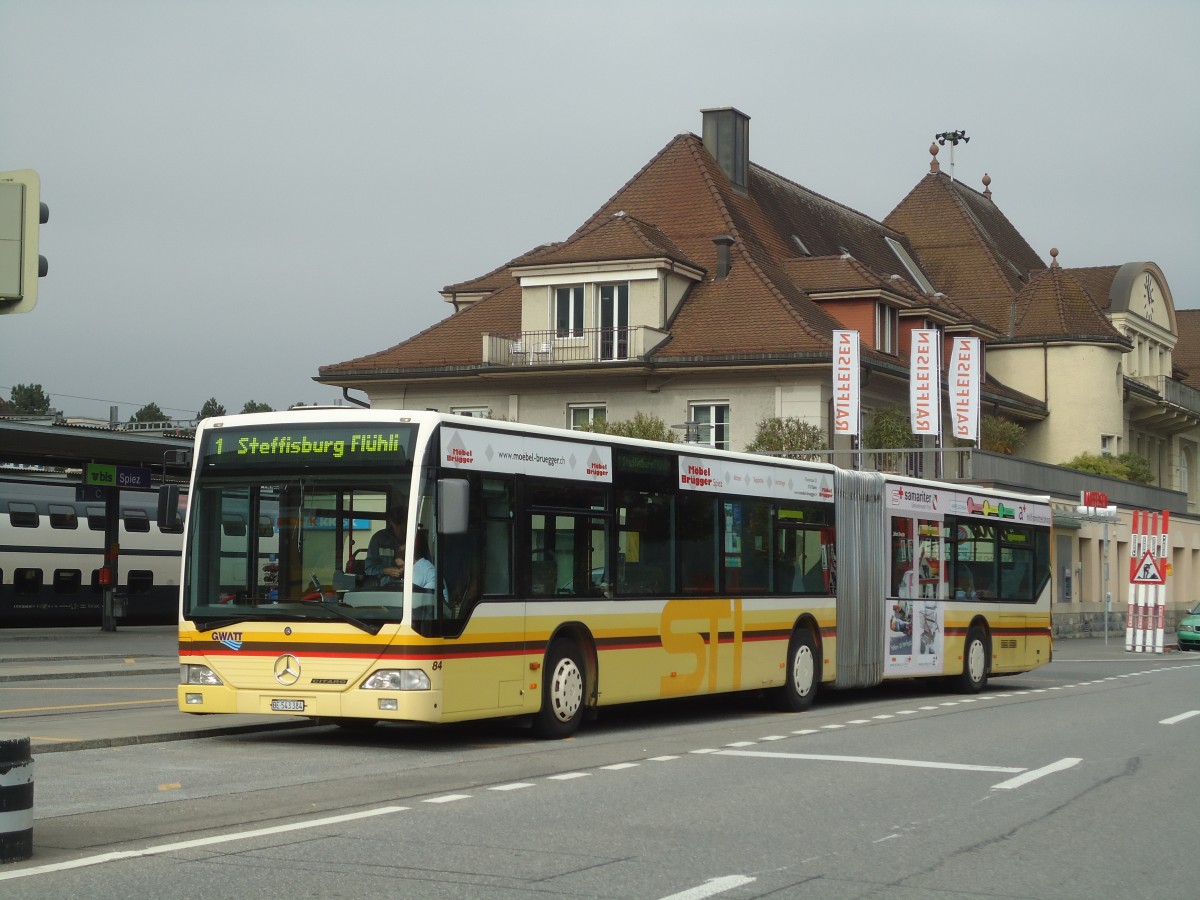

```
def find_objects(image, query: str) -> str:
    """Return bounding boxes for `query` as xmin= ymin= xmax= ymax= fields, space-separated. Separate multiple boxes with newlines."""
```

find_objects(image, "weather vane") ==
xmin=934 ymin=130 xmax=970 ymax=182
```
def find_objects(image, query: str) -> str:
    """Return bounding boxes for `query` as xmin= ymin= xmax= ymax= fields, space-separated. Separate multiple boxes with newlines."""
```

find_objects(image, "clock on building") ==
xmin=1141 ymin=272 xmax=1160 ymax=322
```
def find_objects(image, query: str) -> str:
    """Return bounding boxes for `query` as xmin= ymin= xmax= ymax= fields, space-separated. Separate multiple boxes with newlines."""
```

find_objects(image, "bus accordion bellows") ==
xmin=170 ymin=409 xmax=1053 ymax=738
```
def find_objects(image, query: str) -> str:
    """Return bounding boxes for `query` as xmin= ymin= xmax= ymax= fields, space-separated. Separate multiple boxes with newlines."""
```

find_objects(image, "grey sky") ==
xmin=2 ymin=0 xmax=1197 ymax=422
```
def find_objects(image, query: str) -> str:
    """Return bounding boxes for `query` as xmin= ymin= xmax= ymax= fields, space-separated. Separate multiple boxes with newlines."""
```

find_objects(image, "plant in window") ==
xmin=584 ymin=412 xmax=676 ymax=442
xmin=745 ymin=417 xmax=826 ymax=457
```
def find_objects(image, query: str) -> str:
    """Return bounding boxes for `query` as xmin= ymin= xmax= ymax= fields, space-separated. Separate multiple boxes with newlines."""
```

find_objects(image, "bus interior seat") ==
xmin=531 ymin=558 xmax=557 ymax=596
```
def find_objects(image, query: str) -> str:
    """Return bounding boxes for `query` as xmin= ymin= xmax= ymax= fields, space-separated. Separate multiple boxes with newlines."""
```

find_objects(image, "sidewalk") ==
xmin=0 ymin=626 xmax=313 ymax=752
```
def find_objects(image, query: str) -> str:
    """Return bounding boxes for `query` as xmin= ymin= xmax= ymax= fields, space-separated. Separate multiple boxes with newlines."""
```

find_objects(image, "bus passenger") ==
xmin=411 ymin=527 xmax=447 ymax=615
xmin=364 ymin=505 xmax=407 ymax=587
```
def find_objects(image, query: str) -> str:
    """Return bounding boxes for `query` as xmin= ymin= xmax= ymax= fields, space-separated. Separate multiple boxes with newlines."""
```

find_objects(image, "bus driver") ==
xmin=364 ymin=505 xmax=407 ymax=587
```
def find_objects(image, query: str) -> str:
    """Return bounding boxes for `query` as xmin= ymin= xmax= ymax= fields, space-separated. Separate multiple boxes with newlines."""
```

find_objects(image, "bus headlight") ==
xmin=362 ymin=669 xmax=430 ymax=691
xmin=181 ymin=665 xmax=223 ymax=686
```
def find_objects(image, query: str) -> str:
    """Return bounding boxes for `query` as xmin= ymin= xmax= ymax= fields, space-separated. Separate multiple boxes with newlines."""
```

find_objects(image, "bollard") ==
xmin=0 ymin=737 xmax=34 ymax=863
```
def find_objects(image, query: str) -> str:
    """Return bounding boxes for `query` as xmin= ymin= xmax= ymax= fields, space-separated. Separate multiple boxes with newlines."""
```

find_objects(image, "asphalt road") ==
xmin=3 ymin=627 xmax=1199 ymax=898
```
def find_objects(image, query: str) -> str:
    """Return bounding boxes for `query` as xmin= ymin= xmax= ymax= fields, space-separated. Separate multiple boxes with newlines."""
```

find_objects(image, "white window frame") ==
xmin=554 ymin=286 xmax=586 ymax=339
xmin=568 ymin=404 xmax=607 ymax=431
xmin=689 ymin=402 xmax=730 ymax=450
xmin=876 ymin=303 xmax=899 ymax=354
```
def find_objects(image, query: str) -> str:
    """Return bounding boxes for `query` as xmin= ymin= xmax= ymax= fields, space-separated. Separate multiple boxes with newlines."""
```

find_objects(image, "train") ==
xmin=0 ymin=472 xmax=183 ymax=626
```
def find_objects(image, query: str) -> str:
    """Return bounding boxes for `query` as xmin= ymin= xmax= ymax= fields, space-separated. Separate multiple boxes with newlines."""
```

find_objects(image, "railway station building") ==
xmin=315 ymin=108 xmax=1198 ymax=637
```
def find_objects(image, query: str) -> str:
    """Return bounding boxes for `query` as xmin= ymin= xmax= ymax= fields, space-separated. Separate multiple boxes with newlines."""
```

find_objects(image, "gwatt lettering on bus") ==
xmin=225 ymin=433 xmax=402 ymax=459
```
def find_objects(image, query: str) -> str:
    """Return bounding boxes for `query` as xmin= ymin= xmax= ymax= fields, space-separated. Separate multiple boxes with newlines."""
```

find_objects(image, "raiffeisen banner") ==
xmin=950 ymin=336 xmax=981 ymax=442
xmin=832 ymin=329 xmax=860 ymax=437
xmin=910 ymin=328 xmax=941 ymax=437
xmin=441 ymin=427 xmax=612 ymax=482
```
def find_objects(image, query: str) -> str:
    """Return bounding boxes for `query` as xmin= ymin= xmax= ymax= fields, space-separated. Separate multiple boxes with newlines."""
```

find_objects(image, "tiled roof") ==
xmin=1062 ymin=265 xmax=1121 ymax=312
xmin=883 ymin=169 xmax=1046 ymax=333
xmin=1174 ymin=310 xmax=1200 ymax=389
xmin=1000 ymin=259 xmax=1127 ymax=345
xmin=514 ymin=213 xmax=702 ymax=272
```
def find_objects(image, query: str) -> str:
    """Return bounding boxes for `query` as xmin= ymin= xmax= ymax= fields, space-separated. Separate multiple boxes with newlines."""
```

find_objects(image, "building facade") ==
xmin=317 ymin=108 xmax=1198 ymax=636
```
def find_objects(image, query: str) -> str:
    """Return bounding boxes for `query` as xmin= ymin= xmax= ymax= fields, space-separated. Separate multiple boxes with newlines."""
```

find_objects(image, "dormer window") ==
xmin=555 ymin=286 xmax=584 ymax=338
xmin=876 ymin=303 xmax=899 ymax=354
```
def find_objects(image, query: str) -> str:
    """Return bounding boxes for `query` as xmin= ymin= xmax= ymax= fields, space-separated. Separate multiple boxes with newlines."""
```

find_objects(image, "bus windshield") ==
xmin=183 ymin=475 xmax=413 ymax=629
xmin=182 ymin=421 xmax=419 ymax=629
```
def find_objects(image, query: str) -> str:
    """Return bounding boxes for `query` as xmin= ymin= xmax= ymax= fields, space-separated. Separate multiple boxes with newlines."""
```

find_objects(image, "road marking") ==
xmin=158 ymin=783 xmax=181 ymax=792
xmin=0 ymin=698 xmax=174 ymax=714
xmin=1159 ymin=710 xmax=1200 ymax=725
xmin=547 ymin=772 xmax=590 ymax=780
xmin=0 ymin=806 xmax=409 ymax=882
xmin=717 ymin=749 xmax=1024 ymax=774
xmin=657 ymin=874 xmax=756 ymax=899
xmin=489 ymin=782 xmax=534 ymax=791
xmin=424 ymin=794 xmax=470 ymax=803
xmin=601 ymin=762 xmax=640 ymax=769
xmin=991 ymin=757 xmax=1081 ymax=790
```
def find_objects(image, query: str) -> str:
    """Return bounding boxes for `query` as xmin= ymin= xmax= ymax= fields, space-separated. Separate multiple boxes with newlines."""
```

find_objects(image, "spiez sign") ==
xmin=85 ymin=464 xmax=152 ymax=489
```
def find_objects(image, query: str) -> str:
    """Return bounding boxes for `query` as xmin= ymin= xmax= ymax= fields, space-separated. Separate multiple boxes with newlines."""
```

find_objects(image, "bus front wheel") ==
xmin=774 ymin=628 xmax=819 ymax=712
xmin=957 ymin=626 xmax=989 ymax=694
xmin=533 ymin=639 xmax=586 ymax=739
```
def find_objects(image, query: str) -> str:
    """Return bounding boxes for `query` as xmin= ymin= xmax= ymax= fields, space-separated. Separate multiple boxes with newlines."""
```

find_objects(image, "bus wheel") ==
xmin=774 ymin=628 xmax=819 ymax=712
xmin=957 ymin=626 xmax=989 ymax=694
xmin=533 ymin=639 xmax=586 ymax=739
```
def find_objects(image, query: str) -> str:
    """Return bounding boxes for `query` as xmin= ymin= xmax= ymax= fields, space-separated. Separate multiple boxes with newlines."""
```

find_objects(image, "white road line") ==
xmin=547 ymin=772 xmax=590 ymax=780
xmin=1159 ymin=710 xmax=1200 ymax=725
xmin=489 ymin=782 xmax=535 ymax=791
xmin=718 ymin=749 xmax=1024 ymax=774
xmin=657 ymin=874 xmax=756 ymax=900
xmin=0 ymin=806 xmax=409 ymax=882
xmin=991 ymin=757 xmax=1081 ymax=791
xmin=424 ymin=794 xmax=471 ymax=803
xmin=601 ymin=762 xmax=640 ymax=769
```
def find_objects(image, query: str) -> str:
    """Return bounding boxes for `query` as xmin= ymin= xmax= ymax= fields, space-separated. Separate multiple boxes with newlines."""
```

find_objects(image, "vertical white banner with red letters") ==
xmin=949 ymin=337 xmax=981 ymax=442
xmin=832 ymin=330 xmax=860 ymax=438
xmin=910 ymin=329 xmax=941 ymax=438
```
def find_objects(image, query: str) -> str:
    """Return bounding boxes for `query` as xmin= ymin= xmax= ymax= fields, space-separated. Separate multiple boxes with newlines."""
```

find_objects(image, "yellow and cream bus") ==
xmin=166 ymin=409 xmax=1053 ymax=738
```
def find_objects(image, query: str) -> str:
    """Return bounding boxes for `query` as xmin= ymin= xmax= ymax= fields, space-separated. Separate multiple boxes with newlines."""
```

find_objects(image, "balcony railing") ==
xmin=483 ymin=326 xmax=668 ymax=366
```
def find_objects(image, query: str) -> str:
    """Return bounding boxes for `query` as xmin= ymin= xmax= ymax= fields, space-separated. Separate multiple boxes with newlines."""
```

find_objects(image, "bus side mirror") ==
xmin=157 ymin=484 xmax=183 ymax=533
xmin=438 ymin=478 xmax=469 ymax=535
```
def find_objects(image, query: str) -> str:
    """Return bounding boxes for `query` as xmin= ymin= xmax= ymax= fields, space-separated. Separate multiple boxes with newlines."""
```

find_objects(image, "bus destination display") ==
xmin=200 ymin=424 xmax=414 ymax=469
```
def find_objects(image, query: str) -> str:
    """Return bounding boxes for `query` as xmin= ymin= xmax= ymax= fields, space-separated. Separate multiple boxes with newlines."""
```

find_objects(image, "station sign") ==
xmin=85 ymin=463 xmax=153 ymax=489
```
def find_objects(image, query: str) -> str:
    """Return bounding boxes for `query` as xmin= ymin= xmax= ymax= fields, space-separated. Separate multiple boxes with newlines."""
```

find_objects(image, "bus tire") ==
xmin=533 ymin=639 xmax=586 ymax=739
xmin=774 ymin=628 xmax=819 ymax=712
xmin=957 ymin=626 xmax=989 ymax=694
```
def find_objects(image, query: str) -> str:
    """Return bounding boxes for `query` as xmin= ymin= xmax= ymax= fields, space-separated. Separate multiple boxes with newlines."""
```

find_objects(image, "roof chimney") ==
xmin=714 ymin=235 xmax=735 ymax=280
xmin=702 ymin=107 xmax=750 ymax=189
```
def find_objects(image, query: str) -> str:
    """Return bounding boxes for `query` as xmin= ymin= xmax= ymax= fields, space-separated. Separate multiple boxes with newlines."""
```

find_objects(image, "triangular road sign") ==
xmin=1131 ymin=550 xmax=1165 ymax=585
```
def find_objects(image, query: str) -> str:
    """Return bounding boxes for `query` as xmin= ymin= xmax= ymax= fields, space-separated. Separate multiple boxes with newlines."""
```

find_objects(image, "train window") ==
xmin=222 ymin=513 xmax=247 ymax=537
xmin=122 ymin=508 xmax=151 ymax=533
xmin=257 ymin=515 xmax=274 ymax=538
xmin=7 ymin=502 xmax=38 ymax=528
xmin=87 ymin=506 xmax=105 ymax=531
xmin=49 ymin=504 xmax=79 ymax=529
xmin=128 ymin=570 xmax=154 ymax=595
xmin=53 ymin=569 xmax=82 ymax=593
xmin=14 ymin=568 xmax=43 ymax=594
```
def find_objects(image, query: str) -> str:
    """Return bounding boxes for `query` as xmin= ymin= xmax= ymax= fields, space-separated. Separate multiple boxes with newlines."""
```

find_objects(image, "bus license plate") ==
xmin=271 ymin=699 xmax=305 ymax=712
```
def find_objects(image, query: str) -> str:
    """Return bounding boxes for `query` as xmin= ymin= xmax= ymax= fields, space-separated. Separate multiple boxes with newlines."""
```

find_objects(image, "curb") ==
xmin=28 ymin=720 xmax=319 ymax=754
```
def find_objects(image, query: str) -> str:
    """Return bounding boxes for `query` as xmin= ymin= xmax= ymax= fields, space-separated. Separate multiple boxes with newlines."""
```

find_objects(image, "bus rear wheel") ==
xmin=533 ymin=639 xmax=586 ymax=739
xmin=957 ymin=626 xmax=989 ymax=694
xmin=773 ymin=628 xmax=819 ymax=712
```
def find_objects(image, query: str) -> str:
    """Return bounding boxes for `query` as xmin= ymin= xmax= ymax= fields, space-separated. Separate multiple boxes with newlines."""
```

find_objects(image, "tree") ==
xmin=745 ymin=417 xmax=826 ymax=455
xmin=10 ymin=383 xmax=51 ymax=415
xmin=241 ymin=400 xmax=274 ymax=414
xmin=1059 ymin=452 xmax=1154 ymax=485
xmin=979 ymin=415 xmax=1026 ymax=456
xmin=862 ymin=406 xmax=914 ymax=472
xmin=584 ymin=411 xmax=676 ymax=442
xmin=130 ymin=402 xmax=167 ymax=423
xmin=197 ymin=398 xmax=226 ymax=420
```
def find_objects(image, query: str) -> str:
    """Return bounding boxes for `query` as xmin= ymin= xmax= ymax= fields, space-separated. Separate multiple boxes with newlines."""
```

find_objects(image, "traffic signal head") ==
xmin=0 ymin=169 xmax=48 ymax=315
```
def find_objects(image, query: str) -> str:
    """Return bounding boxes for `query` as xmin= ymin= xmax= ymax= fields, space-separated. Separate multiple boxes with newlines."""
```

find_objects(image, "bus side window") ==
xmin=678 ymin=492 xmax=717 ymax=594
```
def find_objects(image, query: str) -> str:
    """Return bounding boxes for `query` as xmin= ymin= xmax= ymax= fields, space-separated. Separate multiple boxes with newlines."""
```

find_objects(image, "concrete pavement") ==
xmin=0 ymin=625 xmax=1187 ymax=753
xmin=0 ymin=626 xmax=314 ymax=753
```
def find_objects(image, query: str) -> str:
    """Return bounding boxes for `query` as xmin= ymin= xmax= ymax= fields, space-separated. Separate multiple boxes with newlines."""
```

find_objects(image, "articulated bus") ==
xmin=169 ymin=409 xmax=1053 ymax=738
